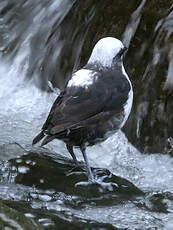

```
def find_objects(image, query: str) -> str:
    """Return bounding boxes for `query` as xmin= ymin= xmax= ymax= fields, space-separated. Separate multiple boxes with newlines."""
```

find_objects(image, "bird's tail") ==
xmin=32 ymin=131 xmax=45 ymax=145
xmin=32 ymin=130 xmax=55 ymax=146
xmin=41 ymin=135 xmax=55 ymax=146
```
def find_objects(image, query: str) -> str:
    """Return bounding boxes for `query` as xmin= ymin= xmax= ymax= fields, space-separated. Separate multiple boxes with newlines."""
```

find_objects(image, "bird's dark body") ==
xmin=33 ymin=37 xmax=133 ymax=183
xmin=33 ymin=65 xmax=131 ymax=148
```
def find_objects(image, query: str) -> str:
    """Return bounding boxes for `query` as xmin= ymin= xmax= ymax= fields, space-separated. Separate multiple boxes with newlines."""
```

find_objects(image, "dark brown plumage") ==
xmin=32 ymin=37 xmax=133 ymax=183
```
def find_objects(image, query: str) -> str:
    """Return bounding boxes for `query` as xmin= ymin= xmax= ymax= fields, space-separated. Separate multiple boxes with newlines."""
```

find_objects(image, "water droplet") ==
xmin=38 ymin=218 xmax=54 ymax=227
xmin=24 ymin=213 xmax=35 ymax=218
xmin=25 ymin=159 xmax=31 ymax=164
xmin=16 ymin=158 xmax=22 ymax=163
xmin=11 ymin=166 xmax=17 ymax=171
xmin=40 ymin=178 xmax=44 ymax=183
xmin=18 ymin=166 xmax=29 ymax=174
xmin=39 ymin=194 xmax=52 ymax=202
xmin=31 ymin=161 xmax=36 ymax=166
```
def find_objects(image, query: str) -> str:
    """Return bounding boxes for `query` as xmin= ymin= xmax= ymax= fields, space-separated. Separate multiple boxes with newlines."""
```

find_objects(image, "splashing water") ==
xmin=0 ymin=0 xmax=173 ymax=229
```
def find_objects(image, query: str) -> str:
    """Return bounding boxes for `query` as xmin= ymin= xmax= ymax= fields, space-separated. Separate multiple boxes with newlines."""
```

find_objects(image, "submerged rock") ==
xmin=0 ymin=200 xmax=43 ymax=230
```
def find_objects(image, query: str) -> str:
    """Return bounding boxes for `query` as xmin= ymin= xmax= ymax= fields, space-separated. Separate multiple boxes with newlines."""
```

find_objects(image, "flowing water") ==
xmin=0 ymin=0 xmax=173 ymax=229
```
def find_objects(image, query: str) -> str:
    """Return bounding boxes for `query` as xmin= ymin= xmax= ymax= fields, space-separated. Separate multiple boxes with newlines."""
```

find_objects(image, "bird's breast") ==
xmin=119 ymin=73 xmax=133 ymax=128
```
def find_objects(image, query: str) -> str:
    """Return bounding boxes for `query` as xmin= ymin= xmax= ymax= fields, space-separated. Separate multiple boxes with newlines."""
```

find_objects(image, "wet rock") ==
xmin=0 ymin=200 xmax=43 ymax=230
xmin=1 ymin=151 xmax=143 ymax=200
xmin=0 ymin=150 xmax=146 ymax=230
xmin=0 ymin=148 xmax=173 ymax=229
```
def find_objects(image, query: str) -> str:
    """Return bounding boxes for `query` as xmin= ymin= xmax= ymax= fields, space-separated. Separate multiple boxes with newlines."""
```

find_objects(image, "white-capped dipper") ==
xmin=32 ymin=37 xmax=133 ymax=183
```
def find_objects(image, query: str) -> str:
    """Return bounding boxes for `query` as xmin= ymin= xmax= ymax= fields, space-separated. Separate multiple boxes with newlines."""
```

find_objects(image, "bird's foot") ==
xmin=75 ymin=179 xmax=118 ymax=193
xmin=75 ymin=169 xmax=118 ymax=192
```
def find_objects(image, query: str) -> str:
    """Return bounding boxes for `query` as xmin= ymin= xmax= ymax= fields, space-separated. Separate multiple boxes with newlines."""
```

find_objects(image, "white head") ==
xmin=87 ymin=37 xmax=126 ymax=68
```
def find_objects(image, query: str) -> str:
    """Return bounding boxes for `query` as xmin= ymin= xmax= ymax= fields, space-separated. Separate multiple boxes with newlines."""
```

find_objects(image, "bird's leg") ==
xmin=80 ymin=145 xmax=95 ymax=183
xmin=66 ymin=144 xmax=78 ymax=165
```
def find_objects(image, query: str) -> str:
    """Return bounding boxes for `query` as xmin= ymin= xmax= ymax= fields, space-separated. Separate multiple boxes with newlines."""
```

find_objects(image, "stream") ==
xmin=0 ymin=0 xmax=173 ymax=229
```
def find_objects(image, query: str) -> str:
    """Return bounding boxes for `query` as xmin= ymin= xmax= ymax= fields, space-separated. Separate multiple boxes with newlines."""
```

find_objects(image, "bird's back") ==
xmin=33 ymin=67 xmax=132 ymax=147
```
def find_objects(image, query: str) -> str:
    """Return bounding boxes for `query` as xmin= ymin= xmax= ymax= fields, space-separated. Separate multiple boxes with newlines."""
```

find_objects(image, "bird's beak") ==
xmin=113 ymin=46 xmax=128 ymax=64
xmin=119 ymin=46 xmax=128 ymax=56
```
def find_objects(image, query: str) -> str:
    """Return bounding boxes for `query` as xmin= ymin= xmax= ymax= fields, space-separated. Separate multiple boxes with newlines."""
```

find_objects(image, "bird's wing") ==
xmin=42 ymin=90 xmax=65 ymax=130
xmin=43 ymin=69 xmax=130 ymax=136
xmin=32 ymin=90 xmax=65 ymax=145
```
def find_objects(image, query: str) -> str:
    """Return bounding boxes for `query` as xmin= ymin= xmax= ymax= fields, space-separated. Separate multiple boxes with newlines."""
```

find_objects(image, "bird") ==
xmin=32 ymin=37 xmax=133 ymax=183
